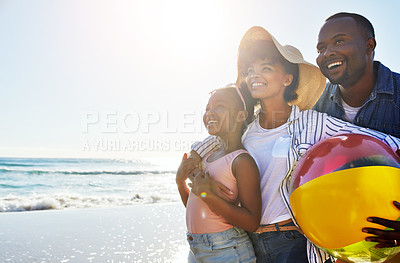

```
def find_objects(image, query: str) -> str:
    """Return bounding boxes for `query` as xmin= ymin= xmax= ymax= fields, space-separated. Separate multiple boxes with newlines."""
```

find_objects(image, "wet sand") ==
xmin=0 ymin=203 xmax=188 ymax=262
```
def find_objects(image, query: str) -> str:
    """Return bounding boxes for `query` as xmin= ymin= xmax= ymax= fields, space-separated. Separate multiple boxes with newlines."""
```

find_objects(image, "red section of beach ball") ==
xmin=292 ymin=134 xmax=400 ymax=189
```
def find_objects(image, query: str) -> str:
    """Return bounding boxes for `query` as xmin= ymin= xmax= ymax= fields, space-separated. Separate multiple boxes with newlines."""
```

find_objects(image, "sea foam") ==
xmin=0 ymin=157 xmax=181 ymax=212
xmin=0 ymin=192 xmax=178 ymax=212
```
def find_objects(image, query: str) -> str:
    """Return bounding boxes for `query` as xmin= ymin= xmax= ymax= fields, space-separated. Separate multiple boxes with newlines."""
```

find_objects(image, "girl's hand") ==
xmin=191 ymin=171 xmax=212 ymax=197
xmin=190 ymin=153 xmax=261 ymax=232
xmin=362 ymin=201 xmax=400 ymax=248
xmin=189 ymin=171 xmax=234 ymax=202
xmin=212 ymin=180 xmax=235 ymax=202
xmin=176 ymin=153 xmax=199 ymax=185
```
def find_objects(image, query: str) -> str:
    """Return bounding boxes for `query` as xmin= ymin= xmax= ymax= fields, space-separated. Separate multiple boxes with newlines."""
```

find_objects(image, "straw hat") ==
xmin=236 ymin=26 xmax=326 ymax=110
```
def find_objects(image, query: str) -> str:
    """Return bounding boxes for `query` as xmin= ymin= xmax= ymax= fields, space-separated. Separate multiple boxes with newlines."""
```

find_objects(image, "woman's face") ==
xmin=245 ymin=57 xmax=292 ymax=102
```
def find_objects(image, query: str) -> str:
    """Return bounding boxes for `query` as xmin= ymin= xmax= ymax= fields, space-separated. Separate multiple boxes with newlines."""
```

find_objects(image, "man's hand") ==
xmin=362 ymin=201 xmax=400 ymax=248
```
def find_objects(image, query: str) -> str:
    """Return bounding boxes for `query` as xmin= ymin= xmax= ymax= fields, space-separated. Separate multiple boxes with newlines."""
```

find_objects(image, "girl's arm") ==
xmin=191 ymin=153 xmax=261 ymax=232
xmin=176 ymin=153 xmax=200 ymax=207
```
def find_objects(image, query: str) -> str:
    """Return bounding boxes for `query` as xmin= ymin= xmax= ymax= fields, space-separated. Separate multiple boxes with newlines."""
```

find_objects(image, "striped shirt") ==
xmin=192 ymin=105 xmax=400 ymax=263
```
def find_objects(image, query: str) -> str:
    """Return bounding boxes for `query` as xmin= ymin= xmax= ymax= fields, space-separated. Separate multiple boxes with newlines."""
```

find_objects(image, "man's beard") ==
xmin=329 ymin=64 xmax=366 ymax=88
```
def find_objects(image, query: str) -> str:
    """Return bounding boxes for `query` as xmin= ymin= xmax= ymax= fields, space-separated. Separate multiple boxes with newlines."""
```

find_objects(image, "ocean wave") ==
xmin=0 ymin=183 xmax=51 ymax=189
xmin=0 ymin=168 xmax=175 ymax=176
xmin=0 ymin=162 xmax=38 ymax=167
xmin=0 ymin=193 xmax=179 ymax=212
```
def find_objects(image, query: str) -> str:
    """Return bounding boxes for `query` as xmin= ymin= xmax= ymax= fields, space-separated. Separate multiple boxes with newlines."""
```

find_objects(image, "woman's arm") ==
xmin=191 ymin=153 xmax=261 ymax=232
xmin=191 ymin=136 xmax=220 ymax=158
xmin=323 ymin=114 xmax=400 ymax=152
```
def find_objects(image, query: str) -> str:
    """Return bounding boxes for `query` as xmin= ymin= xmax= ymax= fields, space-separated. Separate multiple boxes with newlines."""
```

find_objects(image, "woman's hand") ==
xmin=362 ymin=201 xmax=400 ymax=248
xmin=176 ymin=153 xmax=200 ymax=207
xmin=176 ymin=153 xmax=199 ymax=185
xmin=187 ymin=150 xmax=202 ymax=183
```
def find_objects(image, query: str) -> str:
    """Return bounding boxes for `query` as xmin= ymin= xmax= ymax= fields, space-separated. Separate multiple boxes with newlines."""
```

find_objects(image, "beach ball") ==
xmin=289 ymin=134 xmax=400 ymax=263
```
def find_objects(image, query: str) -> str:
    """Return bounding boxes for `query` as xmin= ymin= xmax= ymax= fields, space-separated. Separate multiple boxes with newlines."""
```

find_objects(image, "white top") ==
xmin=341 ymin=98 xmax=362 ymax=122
xmin=242 ymin=116 xmax=291 ymax=225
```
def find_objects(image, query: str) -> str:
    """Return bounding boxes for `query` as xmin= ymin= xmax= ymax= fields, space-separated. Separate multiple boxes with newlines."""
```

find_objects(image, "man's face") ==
xmin=316 ymin=17 xmax=369 ymax=87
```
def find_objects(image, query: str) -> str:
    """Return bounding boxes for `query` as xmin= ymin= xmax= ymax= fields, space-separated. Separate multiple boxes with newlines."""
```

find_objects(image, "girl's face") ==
xmin=203 ymin=90 xmax=242 ymax=136
xmin=245 ymin=58 xmax=292 ymax=102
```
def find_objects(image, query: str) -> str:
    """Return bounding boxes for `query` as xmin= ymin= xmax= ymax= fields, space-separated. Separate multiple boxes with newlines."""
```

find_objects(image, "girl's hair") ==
xmin=238 ymin=40 xmax=299 ymax=103
xmin=214 ymin=84 xmax=257 ymax=135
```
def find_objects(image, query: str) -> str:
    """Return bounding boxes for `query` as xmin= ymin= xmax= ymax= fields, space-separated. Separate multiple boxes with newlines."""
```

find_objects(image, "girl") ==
xmin=176 ymin=84 xmax=262 ymax=262
xmin=190 ymin=26 xmax=400 ymax=263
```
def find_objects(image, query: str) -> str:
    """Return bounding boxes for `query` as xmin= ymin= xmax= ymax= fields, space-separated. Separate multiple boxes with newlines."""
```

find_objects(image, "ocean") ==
xmin=0 ymin=157 xmax=180 ymax=212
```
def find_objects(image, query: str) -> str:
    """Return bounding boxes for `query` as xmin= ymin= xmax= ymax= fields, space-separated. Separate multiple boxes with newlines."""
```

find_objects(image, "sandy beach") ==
xmin=0 ymin=202 xmax=188 ymax=262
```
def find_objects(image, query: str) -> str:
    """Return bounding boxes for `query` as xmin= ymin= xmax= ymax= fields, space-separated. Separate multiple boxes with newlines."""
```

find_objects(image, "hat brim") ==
xmin=236 ymin=26 xmax=326 ymax=110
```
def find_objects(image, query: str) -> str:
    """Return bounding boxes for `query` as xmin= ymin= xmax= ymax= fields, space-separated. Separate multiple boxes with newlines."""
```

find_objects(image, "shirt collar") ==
xmin=329 ymin=84 xmax=342 ymax=105
xmin=329 ymin=61 xmax=394 ymax=102
xmin=252 ymin=105 xmax=299 ymax=127
xmin=373 ymin=61 xmax=395 ymax=95
xmin=288 ymin=105 xmax=301 ymax=122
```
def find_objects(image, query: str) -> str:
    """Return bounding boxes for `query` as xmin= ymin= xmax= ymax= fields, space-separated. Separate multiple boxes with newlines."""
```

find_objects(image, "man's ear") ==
xmin=366 ymin=37 xmax=376 ymax=56
xmin=236 ymin=110 xmax=248 ymax=122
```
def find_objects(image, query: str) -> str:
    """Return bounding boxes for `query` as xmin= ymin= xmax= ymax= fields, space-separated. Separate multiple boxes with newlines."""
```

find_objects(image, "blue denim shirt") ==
xmin=313 ymin=61 xmax=400 ymax=138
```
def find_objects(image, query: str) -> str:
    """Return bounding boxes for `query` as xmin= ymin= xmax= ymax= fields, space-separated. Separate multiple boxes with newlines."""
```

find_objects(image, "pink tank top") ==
xmin=186 ymin=149 xmax=248 ymax=234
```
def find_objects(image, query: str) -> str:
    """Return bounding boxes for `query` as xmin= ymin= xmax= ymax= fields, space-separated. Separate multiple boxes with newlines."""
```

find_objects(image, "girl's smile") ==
xmin=203 ymin=88 xmax=247 ymax=137
xmin=203 ymin=91 xmax=231 ymax=135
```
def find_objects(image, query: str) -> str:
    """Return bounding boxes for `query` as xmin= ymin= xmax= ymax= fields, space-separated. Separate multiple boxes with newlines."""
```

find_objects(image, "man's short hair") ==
xmin=326 ymin=12 xmax=375 ymax=39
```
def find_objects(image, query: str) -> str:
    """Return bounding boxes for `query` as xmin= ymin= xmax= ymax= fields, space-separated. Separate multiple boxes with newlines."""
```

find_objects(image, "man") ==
xmin=314 ymin=12 xmax=400 ymax=138
xmin=314 ymin=12 xmax=400 ymax=261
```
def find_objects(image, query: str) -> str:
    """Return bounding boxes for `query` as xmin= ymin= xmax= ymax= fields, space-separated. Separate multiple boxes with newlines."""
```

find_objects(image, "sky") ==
xmin=0 ymin=0 xmax=399 ymax=162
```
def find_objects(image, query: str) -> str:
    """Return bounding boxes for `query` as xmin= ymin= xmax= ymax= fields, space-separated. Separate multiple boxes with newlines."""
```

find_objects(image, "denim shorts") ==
xmin=248 ymin=222 xmax=308 ymax=263
xmin=187 ymin=227 xmax=256 ymax=263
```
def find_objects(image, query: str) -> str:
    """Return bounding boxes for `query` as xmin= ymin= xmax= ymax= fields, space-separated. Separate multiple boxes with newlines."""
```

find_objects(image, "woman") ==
xmin=190 ymin=26 xmax=400 ymax=263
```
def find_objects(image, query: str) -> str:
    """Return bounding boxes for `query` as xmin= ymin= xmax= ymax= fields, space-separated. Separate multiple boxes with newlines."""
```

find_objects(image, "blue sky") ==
xmin=0 ymin=0 xmax=399 ymax=161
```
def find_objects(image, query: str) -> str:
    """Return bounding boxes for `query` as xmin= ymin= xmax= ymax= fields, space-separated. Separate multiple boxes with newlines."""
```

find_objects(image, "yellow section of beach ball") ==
xmin=324 ymin=239 xmax=400 ymax=263
xmin=290 ymin=166 xmax=400 ymax=249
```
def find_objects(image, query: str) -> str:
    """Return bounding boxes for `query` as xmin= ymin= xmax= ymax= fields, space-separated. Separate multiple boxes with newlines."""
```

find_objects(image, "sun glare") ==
xmin=158 ymin=1 xmax=229 ymax=58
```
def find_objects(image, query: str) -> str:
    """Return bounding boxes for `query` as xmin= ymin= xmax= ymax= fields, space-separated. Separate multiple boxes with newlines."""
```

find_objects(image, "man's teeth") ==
xmin=252 ymin=82 xmax=264 ymax=87
xmin=208 ymin=120 xmax=217 ymax=124
xmin=327 ymin=61 xmax=343 ymax=69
